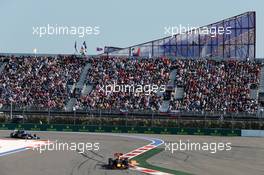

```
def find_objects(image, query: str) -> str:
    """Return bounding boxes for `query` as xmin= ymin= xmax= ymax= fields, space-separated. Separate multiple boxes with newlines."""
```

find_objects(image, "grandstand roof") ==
xmin=106 ymin=11 xmax=256 ymax=59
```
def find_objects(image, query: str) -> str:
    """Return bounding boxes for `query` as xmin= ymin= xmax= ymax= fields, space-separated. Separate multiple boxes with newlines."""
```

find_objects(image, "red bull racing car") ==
xmin=108 ymin=153 xmax=130 ymax=169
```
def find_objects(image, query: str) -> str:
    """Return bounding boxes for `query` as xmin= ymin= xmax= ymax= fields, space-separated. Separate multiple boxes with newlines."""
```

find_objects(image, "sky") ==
xmin=0 ymin=0 xmax=263 ymax=57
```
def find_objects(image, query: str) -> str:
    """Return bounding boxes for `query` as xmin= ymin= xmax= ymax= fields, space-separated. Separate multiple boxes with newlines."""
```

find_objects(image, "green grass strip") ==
xmin=133 ymin=148 xmax=192 ymax=175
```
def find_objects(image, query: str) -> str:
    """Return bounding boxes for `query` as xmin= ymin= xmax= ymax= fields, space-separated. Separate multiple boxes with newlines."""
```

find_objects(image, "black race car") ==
xmin=108 ymin=153 xmax=129 ymax=169
xmin=10 ymin=130 xmax=40 ymax=139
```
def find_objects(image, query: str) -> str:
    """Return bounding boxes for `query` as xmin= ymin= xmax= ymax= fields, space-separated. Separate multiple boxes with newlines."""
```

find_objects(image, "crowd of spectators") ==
xmin=170 ymin=59 xmax=261 ymax=113
xmin=0 ymin=55 xmax=85 ymax=109
xmin=0 ymin=55 xmax=262 ymax=113
xmin=78 ymin=56 xmax=171 ymax=111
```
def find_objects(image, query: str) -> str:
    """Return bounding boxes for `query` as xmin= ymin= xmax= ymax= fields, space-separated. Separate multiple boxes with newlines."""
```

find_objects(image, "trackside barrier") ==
xmin=0 ymin=123 xmax=241 ymax=136
xmin=241 ymin=130 xmax=264 ymax=137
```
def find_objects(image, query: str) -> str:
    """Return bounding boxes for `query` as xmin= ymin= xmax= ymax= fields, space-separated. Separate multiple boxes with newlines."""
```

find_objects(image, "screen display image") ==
xmin=0 ymin=1 xmax=263 ymax=175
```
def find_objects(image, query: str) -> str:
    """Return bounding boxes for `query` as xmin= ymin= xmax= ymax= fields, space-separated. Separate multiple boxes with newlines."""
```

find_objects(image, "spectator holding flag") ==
xmin=76 ymin=41 xmax=87 ymax=56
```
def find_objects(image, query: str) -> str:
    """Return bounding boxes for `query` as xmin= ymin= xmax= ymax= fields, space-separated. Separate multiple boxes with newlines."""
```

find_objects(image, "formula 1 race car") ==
xmin=108 ymin=153 xmax=129 ymax=169
xmin=10 ymin=130 xmax=40 ymax=139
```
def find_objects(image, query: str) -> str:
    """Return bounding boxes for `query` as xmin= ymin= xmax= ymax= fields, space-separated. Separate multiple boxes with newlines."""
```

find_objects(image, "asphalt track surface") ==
xmin=0 ymin=131 xmax=264 ymax=175
xmin=150 ymin=135 xmax=264 ymax=175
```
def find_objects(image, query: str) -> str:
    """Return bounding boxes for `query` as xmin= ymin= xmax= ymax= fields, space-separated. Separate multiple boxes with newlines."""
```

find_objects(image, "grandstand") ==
xmin=0 ymin=11 xmax=262 ymax=120
xmin=0 ymin=56 xmax=262 ymax=115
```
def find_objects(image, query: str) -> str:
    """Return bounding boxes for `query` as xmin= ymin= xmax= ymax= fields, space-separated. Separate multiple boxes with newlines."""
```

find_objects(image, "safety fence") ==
xmin=0 ymin=123 xmax=241 ymax=136
xmin=0 ymin=105 xmax=260 ymax=120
